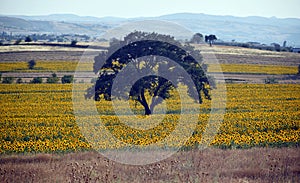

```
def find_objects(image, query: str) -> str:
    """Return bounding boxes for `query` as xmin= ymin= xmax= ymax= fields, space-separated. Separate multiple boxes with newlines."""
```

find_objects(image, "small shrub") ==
xmin=47 ymin=77 xmax=59 ymax=83
xmin=2 ymin=77 xmax=14 ymax=84
xmin=71 ymin=40 xmax=77 ymax=46
xmin=28 ymin=60 xmax=36 ymax=70
xmin=30 ymin=77 xmax=43 ymax=84
xmin=16 ymin=78 xmax=23 ymax=84
xmin=57 ymin=38 xmax=64 ymax=42
xmin=91 ymin=78 xmax=98 ymax=83
xmin=240 ymin=43 xmax=250 ymax=48
xmin=25 ymin=36 xmax=32 ymax=42
xmin=264 ymin=77 xmax=278 ymax=84
xmin=14 ymin=39 xmax=22 ymax=45
xmin=46 ymin=73 xmax=59 ymax=83
xmin=61 ymin=75 xmax=74 ymax=84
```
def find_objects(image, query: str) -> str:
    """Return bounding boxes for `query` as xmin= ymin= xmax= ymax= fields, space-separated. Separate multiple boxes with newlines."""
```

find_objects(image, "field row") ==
xmin=0 ymin=61 xmax=298 ymax=75
xmin=208 ymin=64 xmax=298 ymax=75
xmin=0 ymin=61 xmax=93 ymax=72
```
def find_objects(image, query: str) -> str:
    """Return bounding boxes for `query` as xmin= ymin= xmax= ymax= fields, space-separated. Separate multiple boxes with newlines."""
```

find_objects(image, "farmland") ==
xmin=0 ymin=44 xmax=300 ymax=182
xmin=0 ymin=61 xmax=298 ymax=75
xmin=0 ymin=83 xmax=299 ymax=153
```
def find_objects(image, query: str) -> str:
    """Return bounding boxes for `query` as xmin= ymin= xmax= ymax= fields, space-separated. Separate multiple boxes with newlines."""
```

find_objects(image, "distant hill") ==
xmin=0 ymin=16 xmax=111 ymax=36
xmin=1 ymin=13 xmax=300 ymax=46
xmin=10 ymin=14 xmax=126 ymax=23
xmin=157 ymin=13 xmax=300 ymax=46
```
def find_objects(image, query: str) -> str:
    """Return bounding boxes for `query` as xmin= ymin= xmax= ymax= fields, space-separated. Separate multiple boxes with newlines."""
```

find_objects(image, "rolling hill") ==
xmin=1 ymin=13 xmax=300 ymax=46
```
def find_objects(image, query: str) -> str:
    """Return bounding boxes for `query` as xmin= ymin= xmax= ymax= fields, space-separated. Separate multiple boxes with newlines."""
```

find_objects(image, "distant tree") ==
xmin=283 ymin=41 xmax=287 ymax=48
xmin=71 ymin=40 xmax=77 ymax=46
xmin=61 ymin=75 xmax=74 ymax=84
xmin=2 ymin=77 xmax=14 ymax=84
xmin=271 ymin=43 xmax=281 ymax=52
xmin=86 ymin=31 xmax=211 ymax=115
xmin=205 ymin=35 xmax=217 ymax=46
xmin=14 ymin=39 xmax=22 ymax=45
xmin=31 ymin=34 xmax=38 ymax=42
xmin=48 ymin=37 xmax=55 ymax=42
xmin=57 ymin=38 xmax=64 ymax=42
xmin=190 ymin=33 xmax=203 ymax=44
xmin=298 ymin=65 xmax=300 ymax=75
xmin=0 ymin=72 xmax=2 ymax=81
xmin=46 ymin=73 xmax=59 ymax=83
xmin=16 ymin=78 xmax=23 ymax=84
xmin=25 ymin=36 xmax=32 ymax=42
xmin=30 ymin=77 xmax=43 ymax=84
xmin=28 ymin=60 xmax=36 ymax=70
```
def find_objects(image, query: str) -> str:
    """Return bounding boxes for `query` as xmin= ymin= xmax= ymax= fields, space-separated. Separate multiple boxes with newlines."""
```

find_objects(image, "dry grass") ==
xmin=0 ymin=147 xmax=299 ymax=182
xmin=197 ymin=45 xmax=300 ymax=66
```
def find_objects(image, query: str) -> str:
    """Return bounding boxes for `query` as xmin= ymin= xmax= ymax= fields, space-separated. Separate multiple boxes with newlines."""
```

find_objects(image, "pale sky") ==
xmin=1 ymin=0 xmax=300 ymax=19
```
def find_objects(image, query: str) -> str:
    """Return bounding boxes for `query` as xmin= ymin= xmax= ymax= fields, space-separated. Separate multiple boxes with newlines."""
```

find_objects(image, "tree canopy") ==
xmin=190 ymin=33 xmax=203 ymax=44
xmin=205 ymin=35 xmax=217 ymax=46
xmin=86 ymin=31 xmax=211 ymax=115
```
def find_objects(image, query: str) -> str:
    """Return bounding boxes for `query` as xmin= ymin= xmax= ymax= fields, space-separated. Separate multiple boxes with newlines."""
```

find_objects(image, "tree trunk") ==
xmin=144 ymin=104 xmax=152 ymax=115
xmin=139 ymin=89 xmax=152 ymax=115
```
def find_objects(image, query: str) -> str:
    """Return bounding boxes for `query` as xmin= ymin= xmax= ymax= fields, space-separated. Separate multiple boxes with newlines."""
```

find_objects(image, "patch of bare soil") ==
xmin=215 ymin=53 xmax=300 ymax=66
xmin=213 ymin=73 xmax=300 ymax=84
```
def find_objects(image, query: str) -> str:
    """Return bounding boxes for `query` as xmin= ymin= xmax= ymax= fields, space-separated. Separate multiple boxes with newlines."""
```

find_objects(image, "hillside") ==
xmin=1 ymin=13 xmax=300 ymax=46
xmin=0 ymin=16 xmax=111 ymax=36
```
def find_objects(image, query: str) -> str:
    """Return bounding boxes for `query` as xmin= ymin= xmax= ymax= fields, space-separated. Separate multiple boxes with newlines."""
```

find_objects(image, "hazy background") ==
xmin=1 ymin=0 xmax=300 ymax=46
xmin=1 ymin=0 xmax=300 ymax=19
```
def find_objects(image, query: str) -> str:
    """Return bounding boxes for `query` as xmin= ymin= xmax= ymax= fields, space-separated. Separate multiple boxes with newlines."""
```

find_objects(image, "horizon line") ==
xmin=1 ymin=12 xmax=300 ymax=20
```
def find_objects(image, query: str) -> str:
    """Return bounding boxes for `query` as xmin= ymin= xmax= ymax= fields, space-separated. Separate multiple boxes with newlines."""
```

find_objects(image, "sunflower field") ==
xmin=0 ymin=83 xmax=299 ymax=153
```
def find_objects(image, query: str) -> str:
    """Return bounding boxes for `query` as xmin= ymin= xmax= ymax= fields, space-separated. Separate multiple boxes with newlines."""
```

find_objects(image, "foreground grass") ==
xmin=0 ymin=147 xmax=299 ymax=182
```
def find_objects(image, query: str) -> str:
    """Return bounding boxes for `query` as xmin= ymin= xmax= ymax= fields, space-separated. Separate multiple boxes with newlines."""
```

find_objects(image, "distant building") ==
xmin=292 ymin=48 xmax=300 ymax=53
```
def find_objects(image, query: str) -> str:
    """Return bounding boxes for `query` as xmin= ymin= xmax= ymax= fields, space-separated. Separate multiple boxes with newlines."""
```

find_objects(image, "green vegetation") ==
xmin=16 ymin=78 xmax=23 ymax=84
xmin=25 ymin=36 xmax=32 ymax=42
xmin=71 ymin=40 xmax=77 ymax=46
xmin=264 ymin=77 xmax=278 ymax=84
xmin=88 ymin=31 xmax=209 ymax=115
xmin=61 ymin=75 xmax=74 ymax=84
xmin=28 ymin=59 xmax=36 ymax=70
xmin=30 ymin=77 xmax=43 ymax=84
xmin=46 ymin=73 xmax=59 ymax=83
xmin=2 ymin=77 xmax=14 ymax=84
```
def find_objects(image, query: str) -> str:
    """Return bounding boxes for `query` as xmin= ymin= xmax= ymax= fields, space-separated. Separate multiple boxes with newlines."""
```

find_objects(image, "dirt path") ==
xmin=212 ymin=73 xmax=300 ymax=84
xmin=2 ymin=72 xmax=300 ymax=84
